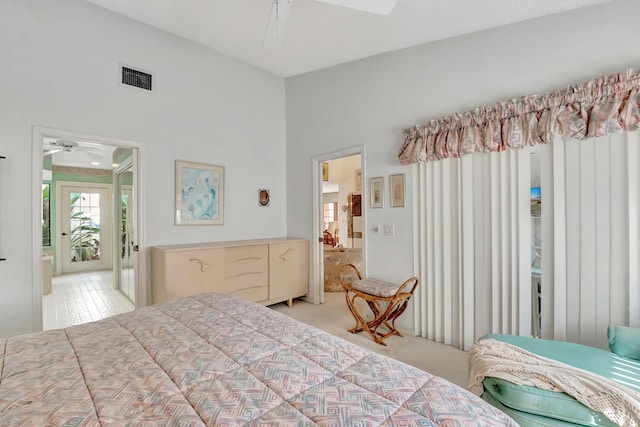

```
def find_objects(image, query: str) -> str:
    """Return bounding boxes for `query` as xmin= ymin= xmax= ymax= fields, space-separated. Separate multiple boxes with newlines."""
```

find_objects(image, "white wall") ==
xmin=285 ymin=0 xmax=640 ymax=332
xmin=0 ymin=0 xmax=286 ymax=337
xmin=2 ymin=0 xmax=638 ymax=340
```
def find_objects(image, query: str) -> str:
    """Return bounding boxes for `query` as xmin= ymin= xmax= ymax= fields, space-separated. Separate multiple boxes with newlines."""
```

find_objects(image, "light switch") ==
xmin=384 ymin=224 xmax=395 ymax=235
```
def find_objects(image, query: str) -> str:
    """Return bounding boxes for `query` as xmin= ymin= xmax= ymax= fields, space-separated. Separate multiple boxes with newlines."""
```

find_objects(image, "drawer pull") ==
xmin=228 ymin=271 xmax=263 ymax=279
xmin=279 ymin=248 xmax=294 ymax=261
xmin=231 ymin=285 xmax=265 ymax=293
xmin=233 ymin=256 xmax=262 ymax=263
xmin=189 ymin=258 xmax=212 ymax=272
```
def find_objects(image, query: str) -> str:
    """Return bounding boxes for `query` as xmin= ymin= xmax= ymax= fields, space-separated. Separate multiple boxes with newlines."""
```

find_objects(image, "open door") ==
xmin=114 ymin=151 xmax=137 ymax=303
xmin=317 ymin=152 xmax=365 ymax=304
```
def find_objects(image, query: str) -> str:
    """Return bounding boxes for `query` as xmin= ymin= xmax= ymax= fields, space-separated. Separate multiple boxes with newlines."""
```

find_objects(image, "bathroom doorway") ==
xmin=34 ymin=126 xmax=145 ymax=331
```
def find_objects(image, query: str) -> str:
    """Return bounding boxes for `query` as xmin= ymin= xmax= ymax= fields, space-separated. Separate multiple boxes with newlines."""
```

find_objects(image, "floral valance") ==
xmin=398 ymin=68 xmax=640 ymax=165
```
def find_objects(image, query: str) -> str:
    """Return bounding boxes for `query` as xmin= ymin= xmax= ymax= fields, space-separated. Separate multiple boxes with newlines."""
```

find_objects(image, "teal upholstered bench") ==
xmin=475 ymin=331 xmax=640 ymax=427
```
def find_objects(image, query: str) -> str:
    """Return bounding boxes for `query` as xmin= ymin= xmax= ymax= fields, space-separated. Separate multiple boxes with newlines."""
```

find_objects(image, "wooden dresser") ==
xmin=151 ymin=238 xmax=308 ymax=306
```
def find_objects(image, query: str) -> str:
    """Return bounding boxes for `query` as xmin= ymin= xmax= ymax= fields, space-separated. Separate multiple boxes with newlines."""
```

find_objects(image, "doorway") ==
xmin=314 ymin=148 xmax=365 ymax=305
xmin=33 ymin=127 xmax=145 ymax=331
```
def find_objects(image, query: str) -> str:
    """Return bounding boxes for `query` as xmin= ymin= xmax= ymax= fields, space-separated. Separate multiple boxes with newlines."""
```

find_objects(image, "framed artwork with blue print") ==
xmin=175 ymin=160 xmax=224 ymax=225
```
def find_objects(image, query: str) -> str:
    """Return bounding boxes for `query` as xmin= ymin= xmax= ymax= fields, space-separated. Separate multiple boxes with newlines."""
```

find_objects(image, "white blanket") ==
xmin=468 ymin=338 xmax=640 ymax=427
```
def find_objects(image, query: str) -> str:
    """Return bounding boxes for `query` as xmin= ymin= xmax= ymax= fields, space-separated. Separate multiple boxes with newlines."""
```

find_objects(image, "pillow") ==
xmin=607 ymin=325 xmax=640 ymax=360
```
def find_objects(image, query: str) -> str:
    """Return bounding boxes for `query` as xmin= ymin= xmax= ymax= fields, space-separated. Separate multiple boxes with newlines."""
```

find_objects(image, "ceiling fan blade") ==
xmin=52 ymin=139 xmax=78 ymax=147
xmin=77 ymin=150 xmax=103 ymax=160
xmin=263 ymin=0 xmax=293 ymax=47
xmin=78 ymin=146 xmax=102 ymax=153
xmin=315 ymin=0 xmax=398 ymax=15
xmin=43 ymin=148 xmax=63 ymax=156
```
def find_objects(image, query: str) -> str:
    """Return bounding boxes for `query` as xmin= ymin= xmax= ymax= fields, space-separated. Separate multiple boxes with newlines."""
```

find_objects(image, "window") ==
xmin=69 ymin=192 xmax=102 ymax=262
xmin=323 ymin=202 xmax=337 ymax=225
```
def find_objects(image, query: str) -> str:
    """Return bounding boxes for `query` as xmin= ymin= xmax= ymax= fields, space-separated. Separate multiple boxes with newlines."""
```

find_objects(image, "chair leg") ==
xmin=344 ymin=291 xmax=367 ymax=334
xmin=344 ymin=292 xmax=390 ymax=346
xmin=365 ymin=298 xmax=412 ymax=344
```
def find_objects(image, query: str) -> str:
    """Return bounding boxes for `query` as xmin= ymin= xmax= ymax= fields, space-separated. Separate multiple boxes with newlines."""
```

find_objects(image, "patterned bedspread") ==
xmin=0 ymin=293 xmax=516 ymax=426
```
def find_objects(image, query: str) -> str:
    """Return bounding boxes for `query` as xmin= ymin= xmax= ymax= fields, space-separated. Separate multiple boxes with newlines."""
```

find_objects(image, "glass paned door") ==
xmin=60 ymin=185 xmax=110 ymax=273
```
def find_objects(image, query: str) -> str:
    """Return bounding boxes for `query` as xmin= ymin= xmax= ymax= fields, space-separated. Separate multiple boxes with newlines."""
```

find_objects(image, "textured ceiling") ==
xmin=82 ymin=0 xmax=612 ymax=77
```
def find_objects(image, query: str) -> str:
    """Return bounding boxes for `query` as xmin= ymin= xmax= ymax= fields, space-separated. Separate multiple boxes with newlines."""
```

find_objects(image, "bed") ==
xmin=0 ymin=293 xmax=517 ymax=426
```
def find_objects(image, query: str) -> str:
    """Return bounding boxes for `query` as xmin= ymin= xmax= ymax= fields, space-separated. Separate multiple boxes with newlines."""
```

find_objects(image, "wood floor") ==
xmin=42 ymin=270 xmax=134 ymax=331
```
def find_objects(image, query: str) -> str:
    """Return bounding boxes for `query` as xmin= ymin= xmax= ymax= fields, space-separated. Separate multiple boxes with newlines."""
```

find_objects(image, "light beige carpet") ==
xmin=271 ymin=292 xmax=469 ymax=389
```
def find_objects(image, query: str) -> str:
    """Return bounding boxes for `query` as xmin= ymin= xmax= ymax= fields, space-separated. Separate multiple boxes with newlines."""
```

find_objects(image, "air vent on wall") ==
xmin=121 ymin=66 xmax=153 ymax=91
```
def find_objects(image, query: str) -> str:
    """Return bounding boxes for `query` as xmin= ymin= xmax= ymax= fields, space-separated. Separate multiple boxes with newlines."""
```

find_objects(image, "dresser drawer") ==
xmin=225 ymin=244 xmax=268 ymax=263
xmin=229 ymin=285 xmax=269 ymax=303
xmin=225 ymin=271 xmax=268 ymax=292
xmin=225 ymin=245 xmax=268 ymax=277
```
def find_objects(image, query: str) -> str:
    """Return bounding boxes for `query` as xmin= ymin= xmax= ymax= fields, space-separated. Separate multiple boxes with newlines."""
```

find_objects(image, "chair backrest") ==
xmin=323 ymin=230 xmax=335 ymax=246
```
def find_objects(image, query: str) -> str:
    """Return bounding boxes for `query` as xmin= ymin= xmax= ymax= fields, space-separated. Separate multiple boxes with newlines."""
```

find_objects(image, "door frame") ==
xmin=31 ymin=126 xmax=147 ymax=331
xmin=310 ymin=146 xmax=366 ymax=305
xmin=57 ymin=182 xmax=112 ymax=274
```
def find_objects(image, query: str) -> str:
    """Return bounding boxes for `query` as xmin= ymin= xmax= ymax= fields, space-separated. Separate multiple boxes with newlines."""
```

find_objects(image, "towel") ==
xmin=468 ymin=338 xmax=640 ymax=427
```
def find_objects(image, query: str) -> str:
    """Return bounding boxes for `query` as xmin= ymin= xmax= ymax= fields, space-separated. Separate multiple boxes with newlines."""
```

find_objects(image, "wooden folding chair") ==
xmin=339 ymin=263 xmax=419 ymax=346
xmin=323 ymin=229 xmax=335 ymax=246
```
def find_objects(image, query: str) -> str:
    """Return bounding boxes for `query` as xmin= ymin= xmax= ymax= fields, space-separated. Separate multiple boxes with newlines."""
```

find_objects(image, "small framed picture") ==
xmin=390 ymin=173 xmax=405 ymax=207
xmin=322 ymin=162 xmax=329 ymax=181
xmin=370 ymin=177 xmax=384 ymax=208
xmin=258 ymin=188 xmax=270 ymax=207
xmin=355 ymin=169 xmax=362 ymax=191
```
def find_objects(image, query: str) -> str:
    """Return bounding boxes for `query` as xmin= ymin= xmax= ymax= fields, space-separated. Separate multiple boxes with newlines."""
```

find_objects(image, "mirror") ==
xmin=115 ymin=153 xmax=135 ymax=303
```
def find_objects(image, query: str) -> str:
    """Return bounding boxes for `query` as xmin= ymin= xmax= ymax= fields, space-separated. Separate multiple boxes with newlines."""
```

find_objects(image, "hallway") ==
xmin=43 ymin=271 xmax=134 ymax=330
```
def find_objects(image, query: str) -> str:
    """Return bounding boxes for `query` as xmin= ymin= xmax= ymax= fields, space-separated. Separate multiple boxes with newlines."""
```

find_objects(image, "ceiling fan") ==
xmin=43 ymin=139 xmax=102 ymax=160
xmin=264 ymin=0 xmax=399 ymax=46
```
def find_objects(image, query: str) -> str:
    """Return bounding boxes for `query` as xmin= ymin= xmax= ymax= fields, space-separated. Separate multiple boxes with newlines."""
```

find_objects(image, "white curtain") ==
xmin=414 ymin=149 xmax=531 ymax=351
xmin=540 ymin=131 xmax=640 ymax=349
xmin=414 ymin=131 xmax=640 ymax=351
